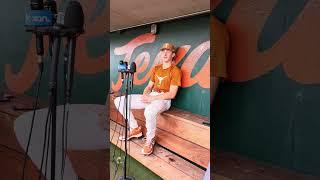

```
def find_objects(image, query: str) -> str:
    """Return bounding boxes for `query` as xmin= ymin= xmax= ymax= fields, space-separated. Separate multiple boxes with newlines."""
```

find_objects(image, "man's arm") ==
xmin=152 ymin=85 xmax=179 ymax=101
xmin=141 ymin=85 xmax=179 ymax=103
xmin=143 ymin=81 xmax=154 ymax=95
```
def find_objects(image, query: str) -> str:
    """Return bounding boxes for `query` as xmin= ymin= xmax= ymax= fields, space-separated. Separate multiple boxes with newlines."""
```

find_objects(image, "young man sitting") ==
xmin=114 ymin=42 xmax=182 ymax=155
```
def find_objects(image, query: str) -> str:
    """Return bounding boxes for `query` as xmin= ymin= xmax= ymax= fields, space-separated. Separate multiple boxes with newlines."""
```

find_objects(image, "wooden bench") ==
xmin=110 ymin=94 xmax=210 ymax=179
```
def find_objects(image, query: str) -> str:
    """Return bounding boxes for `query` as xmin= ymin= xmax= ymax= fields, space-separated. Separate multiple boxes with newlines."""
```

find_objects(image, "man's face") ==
xmin=160 ymin=49 xmax=175 ymax=63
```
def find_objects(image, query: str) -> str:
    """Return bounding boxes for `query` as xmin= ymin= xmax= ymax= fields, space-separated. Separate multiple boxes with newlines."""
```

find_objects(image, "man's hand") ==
xmin=143 ymin=81 xmax=154 ymax=95
xmin=141 ymin=94 xmax=153 ymax=103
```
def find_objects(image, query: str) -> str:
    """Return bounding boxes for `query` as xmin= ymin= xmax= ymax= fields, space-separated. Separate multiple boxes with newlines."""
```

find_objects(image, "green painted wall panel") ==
xmin=110 ymin=15 xmax=210 ymax=117
xmin=213 ymin=0 xmax=320 ymax=176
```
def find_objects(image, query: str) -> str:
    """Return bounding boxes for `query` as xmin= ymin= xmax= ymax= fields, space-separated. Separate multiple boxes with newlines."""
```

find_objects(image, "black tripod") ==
xmin=23 ymin=1 xmax=84 ymax=179
xmin=48 ymin=30 xmax=64 ymax=180
xmin=118 ymin=62 xmax=136 ymax=180
xmin=24 ymin=24 xmax=83 ymax=180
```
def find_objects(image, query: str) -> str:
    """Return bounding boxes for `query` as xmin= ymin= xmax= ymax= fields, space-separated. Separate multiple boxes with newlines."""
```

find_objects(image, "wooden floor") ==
xmin=110 ymin=120 xmax=205 ymax=180
xmin=0 ymin=94 xmax=108 ymax=180
xmin=213 ymin=150 xmax=320 ymax=180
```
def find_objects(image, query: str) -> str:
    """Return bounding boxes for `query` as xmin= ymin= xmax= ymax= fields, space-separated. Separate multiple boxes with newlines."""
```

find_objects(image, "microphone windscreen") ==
xmin=64 ymin=1 xmax=84 ymax=31
xmin=44 ymin=0 xmax=57 ymax=14
xmin=30 ymin=0 xmax=44 ymax=10
xmin=118 ymin=61 xmax=127 ymax=72
xmin=130 ymin=62 xmax=136 ymax=73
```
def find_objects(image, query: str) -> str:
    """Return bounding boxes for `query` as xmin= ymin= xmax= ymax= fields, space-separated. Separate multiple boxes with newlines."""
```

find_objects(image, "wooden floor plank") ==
xmin=213 ymin=151 xmax=319 ymax=180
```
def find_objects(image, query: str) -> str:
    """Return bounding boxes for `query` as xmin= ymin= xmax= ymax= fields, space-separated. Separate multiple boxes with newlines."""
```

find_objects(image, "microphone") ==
xmin=118 ymin=60 xmax=128 ymax=80
xmin=129 ymin=62 xmax=136 ymax=73
xmin=66 ymin=37 xmax=76 ymax=101
xmin=129 ymin=62 xmax=136 ymax=90
xmin=28 ymin=0 xmax=47 ymax=71
xmin=118 ymin=60 xmax=127 ymax=72
xmin=63 ymin=1 xmax=84 ymax=101
xmin=25 ymin=0 xmax=54 ymax=27
xmin=64 ymin=1 xmax=84 ymax=35
xmin=44 ymin=0 xmax=57 ymax=14
xmin=63 ymin=42 xmax=69 ymax=86
xmin=43 ymin=0 xmax=57 ymax=60
xmin=30 ymin=0 xmax=44 ymax=10
xmin=35 ymin=34 xmax=44 ymax=70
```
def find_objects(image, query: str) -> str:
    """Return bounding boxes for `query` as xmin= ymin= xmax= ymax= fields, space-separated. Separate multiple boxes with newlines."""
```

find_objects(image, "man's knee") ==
xmin=144 ymin=106 xmax=158 ymax=120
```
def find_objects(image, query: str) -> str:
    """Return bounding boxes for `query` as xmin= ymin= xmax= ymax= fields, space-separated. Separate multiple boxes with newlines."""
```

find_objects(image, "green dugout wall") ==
xmin=109 ymin=14 xmax=210 ymax=179
xmin=213 ymin=0 xmax=320 ymax=176
xmin=110 ymin=15 xmax=210 ymax=117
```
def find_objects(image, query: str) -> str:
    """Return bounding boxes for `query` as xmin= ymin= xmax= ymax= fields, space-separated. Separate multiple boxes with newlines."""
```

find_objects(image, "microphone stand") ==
xmin=118 ymin=71 xmax=134 ymax=180
xmin=24 ymin=23 xmax=84 ymax=180
xmin=48 ymin=30 xmax=61 ymax=180
xmin=25 ymin=1 xmax=84 ymax=179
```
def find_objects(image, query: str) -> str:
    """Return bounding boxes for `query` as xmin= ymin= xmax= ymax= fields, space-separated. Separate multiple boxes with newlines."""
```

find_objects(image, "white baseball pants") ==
xmin=114 ymin=92 xmax=171 ymax=142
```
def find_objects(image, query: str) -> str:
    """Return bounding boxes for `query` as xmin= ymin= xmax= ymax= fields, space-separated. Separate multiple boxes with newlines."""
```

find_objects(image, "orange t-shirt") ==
xmin=150 ymin=64 xmax=182 ymax=92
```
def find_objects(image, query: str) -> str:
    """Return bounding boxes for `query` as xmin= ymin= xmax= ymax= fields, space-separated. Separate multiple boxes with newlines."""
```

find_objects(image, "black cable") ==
xmin=38 ymin=35 xmax=54 ymax=180
xmin=121 ymin=73 xmax=131 ymax=178
xmin=21 ymin=60 xmax=44 ymax=180
xmin=38 ymin=105 xmax=52 ymax=180
xmin=124 ymin=73 xmax=131 ymax=177
xmin=125 ymin=73 xmax=131 ymax=177
xmin=0 ymin=144 xmax=25 ymax=155
xmin=113 ymin=77 xmax=134 ymax=179
xmin=119 ymin=76 xmax=128 ymax=171
xmin=62 ymin=35 xmax=79 ymax=179
xmin=62 ymin=103 xmax=71 ymax=179
xmin=112 ymin=72 xmax=135 ymax=179
xmin=44 ymin=112 xmax=52 ymax=179
xmin=61 ymin=45 xmax=68 ymax=180
xmin=119 ymin=85 xmax=126 ymax=151
xmin=0 ymin=150 xmax=26 ymax=161
xmin=61 ymin=103 xmax=66 ymax=180
xmin=127 ymin=73 xmax=134 ymax=176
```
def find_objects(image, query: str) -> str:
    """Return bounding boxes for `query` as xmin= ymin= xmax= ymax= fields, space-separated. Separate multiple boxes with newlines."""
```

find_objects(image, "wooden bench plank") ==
xmin=110 ymin=121 xmax=205 ymax=180
xmin=110 ymin=95 xmax=210 ymax=149
xmin=163 ymin=108 xmax=209 ymax=127
xmin=110 ymin=109 xmax=210 ymax=168
xmin=0 ymin=94 xmax=47 ymax=117
xmin=138 ymin=111 xmax=209 ymax=149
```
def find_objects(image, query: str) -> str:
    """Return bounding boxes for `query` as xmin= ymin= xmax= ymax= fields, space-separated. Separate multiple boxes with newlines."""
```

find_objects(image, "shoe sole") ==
xmin=141 ymin=149 xmax=153 ymax=155
xmin=141 ymin=141 xmax=155 ymax=155
xmin=118 ymin=132 xmax=143 ymax=141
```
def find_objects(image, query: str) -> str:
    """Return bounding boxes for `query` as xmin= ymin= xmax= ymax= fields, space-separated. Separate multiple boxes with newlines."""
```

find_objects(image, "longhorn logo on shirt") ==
xmin=156 ymin=75 xmax=167 ymax=86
